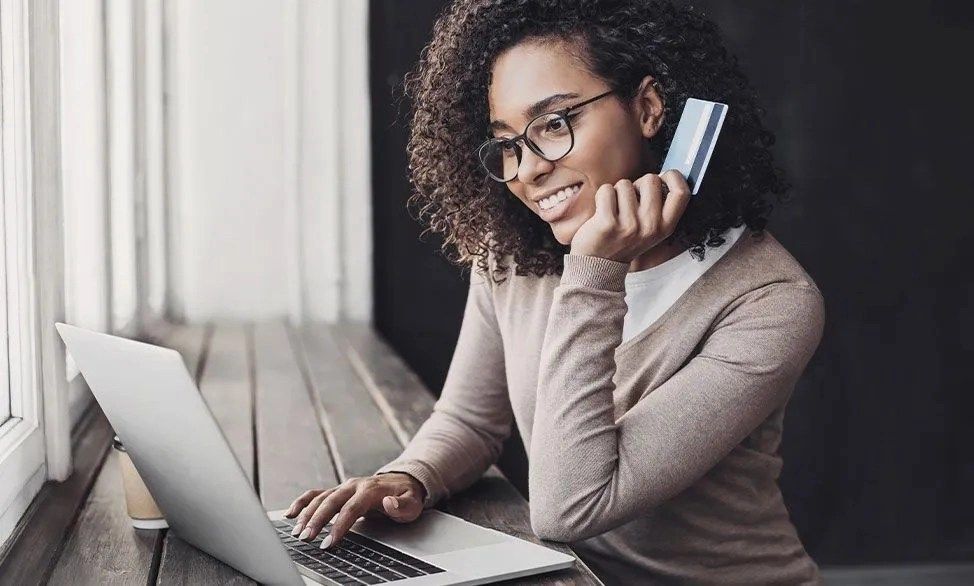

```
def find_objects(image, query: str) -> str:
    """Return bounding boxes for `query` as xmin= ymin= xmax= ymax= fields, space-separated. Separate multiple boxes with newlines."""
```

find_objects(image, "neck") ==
xmin=628 ymin=239 xmax=688 ymax=272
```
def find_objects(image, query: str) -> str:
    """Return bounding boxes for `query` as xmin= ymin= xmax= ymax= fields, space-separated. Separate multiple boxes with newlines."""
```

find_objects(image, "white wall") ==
xmin=166 ymin=0 xmax=372 ymax=323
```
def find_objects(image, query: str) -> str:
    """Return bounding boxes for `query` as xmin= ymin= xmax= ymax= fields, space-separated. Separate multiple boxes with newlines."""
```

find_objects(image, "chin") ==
xmin=552 ymin=227 xmax=575 ymax=247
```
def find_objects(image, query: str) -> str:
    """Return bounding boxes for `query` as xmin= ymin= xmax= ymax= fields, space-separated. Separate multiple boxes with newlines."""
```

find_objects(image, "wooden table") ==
xmin=0 ymin=321 xmax=602 ymax=585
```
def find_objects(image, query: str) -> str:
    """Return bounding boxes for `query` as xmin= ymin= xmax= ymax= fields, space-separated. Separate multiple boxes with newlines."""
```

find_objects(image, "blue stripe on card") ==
xmin=687 ymin=103 xmax=725 ymax=194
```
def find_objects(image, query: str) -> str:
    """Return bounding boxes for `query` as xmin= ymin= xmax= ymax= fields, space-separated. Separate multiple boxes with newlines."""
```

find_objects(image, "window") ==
xmin=0 ymin=0 xmax=47 ymax=545
xmin=1 ymin=0 xmax=171 ymax=549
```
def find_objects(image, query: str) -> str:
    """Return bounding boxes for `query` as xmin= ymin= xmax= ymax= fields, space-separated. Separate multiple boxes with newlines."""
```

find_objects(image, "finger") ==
xmin=658 ymin=169 xmax=692 ymax=234
xmin=322 ymin=493 xmax=373 ymax=549
xmin=303 ymin=489 xmax=353 ymax=541
xmin=593 ymin=183 xmax=618 ymax=221
xmin=382 ymin=488 xmax=423 ymax=522
xmin=636 ymin=174 xmax=664 ymax=236
xmin=382 ymin=495 xmax=400 ymax=515
xmin=285 ymin=488 xmax=325 ymax=518
xmin=613 ymin=179 xmax=639 ymax=234
xmin=293 ymin=486 xmax=346 ymax=537
xmin=292 ymin=490 xmax=328 ymax=536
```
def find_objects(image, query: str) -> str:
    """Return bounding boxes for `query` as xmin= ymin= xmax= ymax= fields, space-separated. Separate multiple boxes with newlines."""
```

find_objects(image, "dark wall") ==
xmin=369 ymin=0 xmax=974 ymax=565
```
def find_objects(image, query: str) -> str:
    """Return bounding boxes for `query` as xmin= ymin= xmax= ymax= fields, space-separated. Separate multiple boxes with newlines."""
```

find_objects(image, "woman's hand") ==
xmin=570 ymin=169 xmax=692 ymax=263
xmin=284 ymin=472 xmax=426 ymax=548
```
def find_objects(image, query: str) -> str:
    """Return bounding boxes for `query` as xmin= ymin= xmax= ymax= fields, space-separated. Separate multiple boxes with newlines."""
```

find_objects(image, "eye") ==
xmin=546 ymin=112 xmax=580 ymax=133
xmin=545 ymin=118 xmax=566 ymax=132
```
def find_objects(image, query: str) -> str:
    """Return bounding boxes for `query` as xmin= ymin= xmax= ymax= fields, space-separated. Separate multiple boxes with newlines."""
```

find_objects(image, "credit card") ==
xmin=660 ymin=98 xmax=728 ymax=195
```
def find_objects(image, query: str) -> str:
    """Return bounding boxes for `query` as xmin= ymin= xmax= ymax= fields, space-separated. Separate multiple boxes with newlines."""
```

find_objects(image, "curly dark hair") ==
xmin=400 ymin=0 xmax=791 ymax=284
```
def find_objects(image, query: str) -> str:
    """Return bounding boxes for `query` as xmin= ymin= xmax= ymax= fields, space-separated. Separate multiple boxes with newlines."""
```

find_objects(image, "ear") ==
xmin=633 ymin=75 xmax=665 ymax=140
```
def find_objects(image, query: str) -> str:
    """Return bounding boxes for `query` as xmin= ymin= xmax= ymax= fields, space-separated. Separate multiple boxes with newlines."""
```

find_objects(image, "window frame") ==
xmin=0 ymin=0 xmax=51 ymax=546
xmin=0 ymin=0 xmax=79 ymax=549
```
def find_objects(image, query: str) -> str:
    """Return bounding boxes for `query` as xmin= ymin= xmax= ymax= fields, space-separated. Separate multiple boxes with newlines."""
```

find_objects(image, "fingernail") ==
xmin=299 ymin=527 xmax=312 ymax=540
xmin=391 ymin=497 xmax=399 ymax=510
xmin=320 ymin=535 xmax=333 ymax=549
xmin=291 ymin=523 xmax=303 ymax=536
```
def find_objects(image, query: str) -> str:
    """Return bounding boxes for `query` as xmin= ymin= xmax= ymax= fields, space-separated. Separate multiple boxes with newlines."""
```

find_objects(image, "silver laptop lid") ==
xmin=55 ymin=322 xmax=303 ymax=586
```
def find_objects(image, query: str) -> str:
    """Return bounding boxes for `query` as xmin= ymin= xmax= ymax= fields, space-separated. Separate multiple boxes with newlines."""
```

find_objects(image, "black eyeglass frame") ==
xmin=476 ymin=89 xmax=616 ymax=183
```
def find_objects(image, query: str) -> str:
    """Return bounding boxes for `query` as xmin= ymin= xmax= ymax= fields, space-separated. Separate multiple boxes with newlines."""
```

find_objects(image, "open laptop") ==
xmin=55 ymin=322 xmax=576 ymax=585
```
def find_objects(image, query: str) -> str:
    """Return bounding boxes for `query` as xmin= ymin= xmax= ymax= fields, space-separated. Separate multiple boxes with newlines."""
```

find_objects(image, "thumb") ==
xmin=382 ymin=490 xmax=423 ymax=522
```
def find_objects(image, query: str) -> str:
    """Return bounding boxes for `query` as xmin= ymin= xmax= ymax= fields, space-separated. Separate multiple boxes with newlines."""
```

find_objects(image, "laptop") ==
xmin=55 ymin=322 xmax=576 ymax=585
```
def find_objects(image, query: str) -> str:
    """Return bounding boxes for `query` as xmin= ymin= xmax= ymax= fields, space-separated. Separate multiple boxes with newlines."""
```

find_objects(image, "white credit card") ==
xmin=660 ymin=98 xmax=728 ymax=195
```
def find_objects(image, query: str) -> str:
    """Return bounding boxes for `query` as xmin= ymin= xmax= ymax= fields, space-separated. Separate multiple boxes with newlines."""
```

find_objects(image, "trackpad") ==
xmin=353 ymin=511 xmax=507 ymax=556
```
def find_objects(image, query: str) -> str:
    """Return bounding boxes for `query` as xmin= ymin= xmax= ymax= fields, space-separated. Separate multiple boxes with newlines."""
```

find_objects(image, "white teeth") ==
xmin=539 ymin=184 xmax=581 ymax=210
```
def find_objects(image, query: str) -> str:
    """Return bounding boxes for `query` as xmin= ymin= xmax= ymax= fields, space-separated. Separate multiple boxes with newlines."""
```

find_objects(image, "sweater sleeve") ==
xmin=374 ymin=261 xmax=514 ymax=509
xmin=528 ymin=253 xmax=826 ymax=542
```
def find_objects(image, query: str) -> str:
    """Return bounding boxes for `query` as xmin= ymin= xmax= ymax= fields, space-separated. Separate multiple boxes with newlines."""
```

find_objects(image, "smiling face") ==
xmin=487 ymin=38 xmax=666 ymax=245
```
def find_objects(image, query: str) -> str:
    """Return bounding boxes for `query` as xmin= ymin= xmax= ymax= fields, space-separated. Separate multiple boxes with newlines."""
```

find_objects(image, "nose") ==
xmin=516 ymin=140 xmax=555 ymax=184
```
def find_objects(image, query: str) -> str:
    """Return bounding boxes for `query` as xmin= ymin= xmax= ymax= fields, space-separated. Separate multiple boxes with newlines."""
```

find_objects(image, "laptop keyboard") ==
xmin=272 ymin=518 xmax=446 ymax=584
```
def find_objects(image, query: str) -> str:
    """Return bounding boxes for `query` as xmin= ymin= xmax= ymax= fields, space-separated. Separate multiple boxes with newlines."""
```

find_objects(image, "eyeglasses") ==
xmin=476 ymin=89 xmax=615 ymax=183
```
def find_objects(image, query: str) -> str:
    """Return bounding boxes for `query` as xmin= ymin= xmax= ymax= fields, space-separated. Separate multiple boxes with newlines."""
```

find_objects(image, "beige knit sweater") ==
xmin=376 ymin=229 xmax=825 ymax=585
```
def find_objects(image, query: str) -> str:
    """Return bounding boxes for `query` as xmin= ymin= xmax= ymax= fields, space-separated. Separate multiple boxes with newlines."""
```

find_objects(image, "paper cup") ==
xmin=113 ymin=435 xmax=169 ymax=529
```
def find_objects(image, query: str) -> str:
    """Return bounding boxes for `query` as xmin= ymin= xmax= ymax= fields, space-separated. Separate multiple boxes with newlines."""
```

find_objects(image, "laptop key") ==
xmin=283 ymin=528 xmax=445 ymax=578
xmin=273 ymin=519 xmax=295 ymax=527
xmin=387 ymin=564 xmax=422 ymax=578
xmin=353 ymin=569 xmax=374 ymax=576
xmin=360 ymin=562 xmax=385 ymax=573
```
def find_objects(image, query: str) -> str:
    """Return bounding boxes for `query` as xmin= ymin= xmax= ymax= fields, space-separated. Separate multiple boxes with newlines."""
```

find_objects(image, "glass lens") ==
xmin=479 ymin=138 xmax=520 ymax=182
xmin=526 ymin=112 xmax=573 ymax=160
xmin=479 ymin=112 xmax=573 ymax=181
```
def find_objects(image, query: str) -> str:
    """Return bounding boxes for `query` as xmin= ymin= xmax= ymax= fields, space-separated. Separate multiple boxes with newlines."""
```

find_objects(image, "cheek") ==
xmin=571 ymin=123 xmax=645 ymax=183
xmin=571 ymin=141 xmax=612 ymax=178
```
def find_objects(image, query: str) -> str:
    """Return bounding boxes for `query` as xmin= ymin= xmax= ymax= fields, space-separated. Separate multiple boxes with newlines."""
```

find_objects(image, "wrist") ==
xmin=405 ymin=473 xmax=427 ymax=500
xmin=562 ymin=252 xmax=631 ymax=291
xmin=378 ymin=471 xmax=427 ymax=500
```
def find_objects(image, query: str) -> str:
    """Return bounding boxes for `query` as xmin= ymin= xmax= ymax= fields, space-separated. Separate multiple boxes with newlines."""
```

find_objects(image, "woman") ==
xmin=286 ymin=0 xmax=825 ymax=583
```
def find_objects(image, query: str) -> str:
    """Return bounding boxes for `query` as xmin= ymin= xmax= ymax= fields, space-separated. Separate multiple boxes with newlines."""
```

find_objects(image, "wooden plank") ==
xmin=292 ymin=323 xmax=403 ymax=479
xmin=330 ymin=321 xmax=603 ymax=585
xmin=196 ymin=323 xmax=254 ymax=481
xmin=0 ymin=406 xmax=114 ymax=586
xmin=156 ymin=323 xmax=258 ymax=585
xmin=821 ymin=563 xmax=974 ymax=584
xmin=254 ymin=320 xmax=339 ymax=509
xmin=155 ymin=536 xmax=256 ymax=586
xmin=329 ymin=321 xmax=436 ymax=443
xmin=47 ymin=449 xmax=160 ymax=585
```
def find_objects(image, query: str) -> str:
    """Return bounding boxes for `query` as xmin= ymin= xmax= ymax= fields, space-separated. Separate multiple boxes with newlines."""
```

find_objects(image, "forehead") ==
xmin=488 ymin=39 xmax=598 ymax=125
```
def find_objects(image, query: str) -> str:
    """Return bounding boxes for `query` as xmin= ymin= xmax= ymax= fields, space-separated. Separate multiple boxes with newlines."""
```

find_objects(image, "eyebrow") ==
xmin=489 ymin=92 xmax=581 ymax=133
